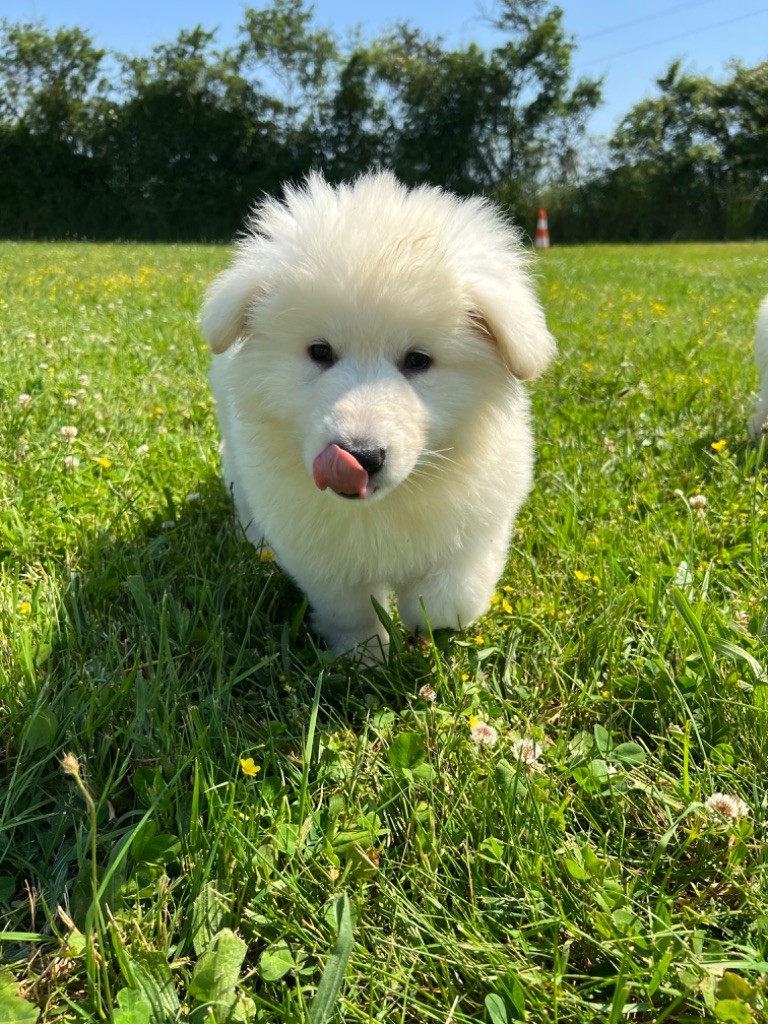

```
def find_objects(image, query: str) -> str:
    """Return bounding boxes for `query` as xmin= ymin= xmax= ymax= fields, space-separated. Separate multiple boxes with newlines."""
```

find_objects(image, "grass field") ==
xmin=1 ymin=239 xmax=768 ymax=1024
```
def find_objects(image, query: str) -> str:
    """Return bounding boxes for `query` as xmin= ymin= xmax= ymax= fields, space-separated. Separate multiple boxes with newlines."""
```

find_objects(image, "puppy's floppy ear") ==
xmin=467 ymin=272 xmax=556 ymax=381
xmin=200 ymin=263 xmax=264 ymax=354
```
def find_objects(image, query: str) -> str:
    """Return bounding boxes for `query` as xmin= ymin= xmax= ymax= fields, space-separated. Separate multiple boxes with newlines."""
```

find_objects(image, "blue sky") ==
xmin=4 ymin=0 xmax=767 ymax=138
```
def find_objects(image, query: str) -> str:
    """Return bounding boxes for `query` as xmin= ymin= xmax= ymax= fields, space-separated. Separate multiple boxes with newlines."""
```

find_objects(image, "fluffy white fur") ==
xmin=201 ymin=171 xmax=555 ymax=656
xmin=750 ymin=294 xmax=768 ymax=440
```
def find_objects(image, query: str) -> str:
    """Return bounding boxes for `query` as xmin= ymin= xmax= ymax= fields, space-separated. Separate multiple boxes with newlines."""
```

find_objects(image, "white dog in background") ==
xmin=751 ymin=294 xmax=768 ymax=440
xmin=201 ymin=171 xmax=555 ymax=657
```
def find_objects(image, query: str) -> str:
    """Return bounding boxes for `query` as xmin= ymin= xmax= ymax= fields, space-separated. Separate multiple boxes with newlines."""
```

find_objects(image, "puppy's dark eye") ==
xmin=402 ymin=350 xmax=432 ymax=373
xmin=308 ymin=340 xmax=335 ymax=367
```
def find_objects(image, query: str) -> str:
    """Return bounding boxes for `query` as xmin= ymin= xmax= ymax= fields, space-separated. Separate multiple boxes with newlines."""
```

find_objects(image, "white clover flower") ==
xmin=19 ymin=393 xmax=32 ymax=407
xmin=470 ymin=721 xmax=498 ymax=748
xmin=60 ymin=425 xmax=78 ymax=440
xmin=704 ymin=792 xmax=750 ymax=823
xmin=689 ymin=494 xmax=707 ymax=517
xmin=510 ymin=738 xmax=545 ymax=771
xmin=187 ymin=492 xmax=201 ymax=502
xmin=64 ymin=455 xmax=80 ymax=471
xmin=418 ymin=683 xmax=437 ymax=703
xmin=136 ymin=444 xmax=149 ymax=457
xmin=161 ymin=520 xmax=176 ymax=530
xmin=65 ymin=397 xmax=78 ymax=407
xmin=510 ymin=738 xmax=542 ymax=763
xmin=78 ymin=374 xmax=90 ymax=387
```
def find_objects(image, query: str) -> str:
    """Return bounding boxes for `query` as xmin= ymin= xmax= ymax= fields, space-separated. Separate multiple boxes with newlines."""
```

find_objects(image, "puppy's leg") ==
xmin=752 ymin=296 xmax=768 ymax=439
xmin=397 ymin=541 xmax=509 ymax=637
xmin=304 ymin=582 xmax=390 ymax=660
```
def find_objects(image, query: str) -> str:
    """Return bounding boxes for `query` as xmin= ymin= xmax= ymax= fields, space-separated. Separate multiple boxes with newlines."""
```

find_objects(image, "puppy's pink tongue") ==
xmin=312 ymin=444 xmax=369 ymax=498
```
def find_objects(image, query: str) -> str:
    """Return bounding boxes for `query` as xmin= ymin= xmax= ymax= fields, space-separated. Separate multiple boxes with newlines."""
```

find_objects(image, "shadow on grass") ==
xmin=2 ymin=472 xmax=435 ymax=948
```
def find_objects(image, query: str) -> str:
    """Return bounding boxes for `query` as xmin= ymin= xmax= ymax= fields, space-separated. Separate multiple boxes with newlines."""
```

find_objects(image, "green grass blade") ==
xmin=308 ymin=894 xmax=354 ymax=1024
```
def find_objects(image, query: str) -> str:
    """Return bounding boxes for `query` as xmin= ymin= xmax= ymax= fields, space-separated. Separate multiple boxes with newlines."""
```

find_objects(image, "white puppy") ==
xmin=201 ymin=171 xmax=555 ymax=656
xmin=751 ymin=294 xmax=768 ymax=440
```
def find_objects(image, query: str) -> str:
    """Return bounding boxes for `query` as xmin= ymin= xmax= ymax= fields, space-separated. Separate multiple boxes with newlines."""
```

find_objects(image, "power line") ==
xmin=580 ymin=0 xmax=721 ymax=42
xmin=577 ymin=8 xmax=768 ymax=69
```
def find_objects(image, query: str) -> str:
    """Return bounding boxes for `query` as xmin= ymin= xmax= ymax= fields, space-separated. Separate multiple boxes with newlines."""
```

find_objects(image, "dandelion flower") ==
xmin=419 ymin=684 xmax=437 ymax=702
xmin=704 ymin=792 xmax=750 ymax=823
xmin=18 ymin=601 xmax=32 ymax=615
xmin=710 ymin=439 xmax=727 ymax=453
xmin=239 ymin=757 xmax=261 ymax=778
xmin=470 ymin=721 xmax=498 ymax=748
xmin=19 ymin=393 xmax=32 ymax=407
xmin=96 ymin=457 xmax=112 ymax=468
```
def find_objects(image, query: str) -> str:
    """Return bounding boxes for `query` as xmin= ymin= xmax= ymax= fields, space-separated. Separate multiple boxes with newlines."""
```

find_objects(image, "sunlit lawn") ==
xmin=1 ymin=239 xmax=767 ymax=1023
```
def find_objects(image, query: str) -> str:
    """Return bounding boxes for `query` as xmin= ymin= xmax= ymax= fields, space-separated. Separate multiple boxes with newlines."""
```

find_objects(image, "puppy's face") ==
xmin=201 ymin=173 xmax=556 ymax=504
xmin=236 ymin=263 xmax=506 ymax=504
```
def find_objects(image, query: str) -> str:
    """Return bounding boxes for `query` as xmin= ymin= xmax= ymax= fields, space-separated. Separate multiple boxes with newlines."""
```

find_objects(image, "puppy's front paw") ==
xmin=398 ymin=570 xmax=497 ymax=637
xmin=313 ymin=620 xmax=389 ymax=663
xmin=306 ymin=584 xmax=391 ymax=663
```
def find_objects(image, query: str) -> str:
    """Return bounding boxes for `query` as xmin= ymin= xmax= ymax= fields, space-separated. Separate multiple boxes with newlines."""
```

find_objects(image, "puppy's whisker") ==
xmin=416 ymin=448 xmax=458 ymax=472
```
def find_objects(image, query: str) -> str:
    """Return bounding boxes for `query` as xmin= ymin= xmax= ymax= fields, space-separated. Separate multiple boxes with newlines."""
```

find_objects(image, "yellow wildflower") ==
xmin=96 ymin=457 xmax=112 ymax=468
xmin=574 ymin=570 xmax=590 ymax=582
xmin=710 ymin=439 xmax=727 ymax=453
xmin=18 ymin=601 xmax=32 ymax=615
xmin=239 ymin=758 xmax=261 ymax=778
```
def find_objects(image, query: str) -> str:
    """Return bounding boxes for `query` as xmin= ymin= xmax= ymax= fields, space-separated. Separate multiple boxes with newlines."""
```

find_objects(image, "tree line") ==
xmin=0 ymin=0 xmax=765 ymax=243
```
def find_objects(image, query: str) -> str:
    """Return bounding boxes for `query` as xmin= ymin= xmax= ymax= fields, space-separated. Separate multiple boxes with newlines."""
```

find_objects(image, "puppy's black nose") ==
xmin=349 ymin=446 xmax=386 ymax=477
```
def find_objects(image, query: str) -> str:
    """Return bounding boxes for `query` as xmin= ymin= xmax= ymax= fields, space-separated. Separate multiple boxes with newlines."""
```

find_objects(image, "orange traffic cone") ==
xmin=534 ymin=208 xmax=550 ymax=249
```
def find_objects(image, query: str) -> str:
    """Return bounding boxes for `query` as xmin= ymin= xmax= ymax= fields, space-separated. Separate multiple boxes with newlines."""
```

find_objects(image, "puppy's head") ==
xmin=201 ymin=172 xmax=556 ymax=503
